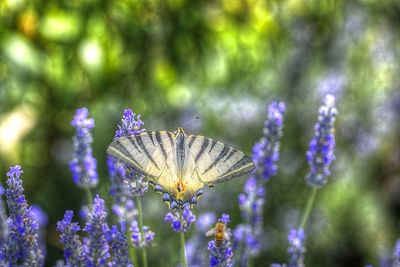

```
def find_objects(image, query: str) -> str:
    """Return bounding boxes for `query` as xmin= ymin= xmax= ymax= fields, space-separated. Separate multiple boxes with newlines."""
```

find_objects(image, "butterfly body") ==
xmin=107 ymin=127 xmax=255 ymax=209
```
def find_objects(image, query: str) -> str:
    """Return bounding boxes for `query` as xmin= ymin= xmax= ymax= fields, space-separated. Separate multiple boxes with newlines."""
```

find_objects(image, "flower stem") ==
xmin=136 ymin=196 xmax=148 ymax=267
xmin=85 ymin=188 xmax=93 ymax=208
xmin=127 ymin=226 xmax=139 ymax=267
xmin=299 ymin=187 xmax=318 ymax=229
xmin=179 ymin=210 xmax=188 ymax=267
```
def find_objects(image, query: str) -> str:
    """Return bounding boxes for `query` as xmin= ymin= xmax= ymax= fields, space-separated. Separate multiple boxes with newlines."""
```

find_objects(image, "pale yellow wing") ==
xmin=187 ymin=135 xmax=255 ymax=186
xmin=107 ymin=131 xmax=175 ymax=178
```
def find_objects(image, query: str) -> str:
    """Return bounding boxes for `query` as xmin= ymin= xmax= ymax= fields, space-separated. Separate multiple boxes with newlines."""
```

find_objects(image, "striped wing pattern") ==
xmin=187 ymin=135 xmax=255 ymax=186
xmin=107 ymin=131 xmax=174 ymax=178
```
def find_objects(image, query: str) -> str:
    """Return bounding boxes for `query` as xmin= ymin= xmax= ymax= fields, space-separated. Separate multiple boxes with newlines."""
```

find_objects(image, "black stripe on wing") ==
xmin=135 ymin=134 xmax=160 ymax=170
xmin=155 ymin=132 xmax=167 ymax=160
xmin=202 ymin=145 xmax=230 ymax=175
xmin=195 ymin=138 xmax=210 ymax=163
xmin=209 ymin=155 xmax=255 ymax=185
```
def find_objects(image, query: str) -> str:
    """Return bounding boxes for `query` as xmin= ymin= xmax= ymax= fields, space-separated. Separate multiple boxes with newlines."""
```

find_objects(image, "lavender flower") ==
xmin=0 ymin=165 xmax=44 ymax=266
xmin=56 ymin=210 xmax=85 ymax=266
xmin=0 ymin=184 xmax=8 ymax=247
xmin=235 ymin=101 xmax=285 ymax=263
xmin=114 ymin=109 xmax=145 ymax=139
xmin=287 ymin=228 xmax=306 ymax=267
xmin=69 ymin=107 xmax=98 ymax=188
xmin=83 ymin=195 xmax=110 ymax=266
xmin=130 ymin=219 xmax=155 ymax=247
xmin=106 ymin=225 xmax=133 ymax=267
xmin=208 ymin=214 xmax=233 ymax=267
xmin=252 ymin=101 xmax=286 ymax=181
xmin=165 ymin=206 xmax=196 ymax=233
xmin=306 ymin=94 xmax=337 ymax=187
xmin=108 ymin=108 xmax=147 ymax=223
xmin=271 ymin=264 xmax=287 ymax=267
xmin=393 ymin=239 xmax=400 ymax=267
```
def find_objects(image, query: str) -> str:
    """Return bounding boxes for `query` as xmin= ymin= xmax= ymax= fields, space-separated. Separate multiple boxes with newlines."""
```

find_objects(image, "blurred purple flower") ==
xmin=83 ymin=195 xmax=110 ymax=266
xmin=130 ymin=220 xmax=154 ymax=248
xmin=252 ymin=101 xmax=286 ymax=182
xmin=106 ymin=225 xmax=133 ymax=267
xmin=0 ymin=165 xmax=44 ymax=266
xmin=165 ymin=206 xmax=196 ymax=233
xmin=306 ymin=95 xmax=337 ymax=187
xmin=235 ymin=101 xmax=285 ymax=264
xmin=56 ymin=210 xmax=85 ymax=266
xmin=31 ymin=205 xmax=48 ymax=257
xmin=69 ymin=107 xmax=98 ymax=188
xmin=208 ymin=214 xmax=233 ymax=267
xmin=287 ymin=228 xmax=306 ymax=267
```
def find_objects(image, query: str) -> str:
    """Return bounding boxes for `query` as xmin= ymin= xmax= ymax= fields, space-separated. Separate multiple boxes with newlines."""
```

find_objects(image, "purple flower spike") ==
xmin=252 ymin=101 xmax=286 ymax=182
xmin=106 ymin=225 xmax=133 ymax=267
xmin=0 ymin=165 xmax=44 ymax=266
xmin=129 ymin=220 xmax=154 ymax=247
xmin=165 ymin=206 xmax=196 ymax=233
xmin=208 ymin=214 xmax=233 ymax=267
xmin=56 ymin=210 xmax=85 ymax=266
xmin=234 ymin=101 xmax=286 ymax=264
xmin=108 ymin=108 xmax=147 ymax=226
xmin=83 ymin=195 xmax=110 ymax=266
xmin=114 ymin=108 xmax=145 ymax=139
xmin=287 ymin=228 xmax=306 ymax=267
xmin=306 ymin=94 xmax=337 ymax=187
xmin=69 ymin=107 xmax=98 ymax=188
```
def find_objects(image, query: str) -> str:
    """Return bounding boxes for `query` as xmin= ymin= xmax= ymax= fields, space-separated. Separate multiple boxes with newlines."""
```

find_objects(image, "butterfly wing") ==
xmin=107 ymin=131 xmax=175 ymax=178
xmin=187 ymin=135 xmax=255 ymax=186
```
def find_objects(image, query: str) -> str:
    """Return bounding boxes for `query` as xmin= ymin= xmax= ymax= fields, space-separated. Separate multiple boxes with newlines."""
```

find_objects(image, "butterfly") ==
xmin=107 ymin=127 xmax=255 ymax=210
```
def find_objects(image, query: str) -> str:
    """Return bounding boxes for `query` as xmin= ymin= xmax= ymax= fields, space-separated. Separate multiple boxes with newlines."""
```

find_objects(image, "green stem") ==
xmin=85 ymin=188 xmax=93 ymax=208
xmin=127 ymin=227 xmax=139 ymax=267
xmin=179 ymin=210 xmax=188 ymax=267
xmin=136 ymin=196 xmax=148 ymax=267
xmin=299 ymin=187 xmax=318 ymax=229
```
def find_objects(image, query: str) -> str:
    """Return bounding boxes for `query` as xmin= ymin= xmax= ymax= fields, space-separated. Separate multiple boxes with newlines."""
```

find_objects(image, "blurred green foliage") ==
xmin=1 ymin=0 xmax=400 ymax=266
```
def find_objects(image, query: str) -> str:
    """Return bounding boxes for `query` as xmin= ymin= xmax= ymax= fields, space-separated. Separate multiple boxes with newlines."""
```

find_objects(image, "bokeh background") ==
xmin=1 ymin=0 xmax=400 ymax=266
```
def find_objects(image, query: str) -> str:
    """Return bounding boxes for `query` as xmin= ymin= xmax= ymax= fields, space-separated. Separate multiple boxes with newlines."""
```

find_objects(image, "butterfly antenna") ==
xmin=184 ymin=116 xmax=200 ymax=128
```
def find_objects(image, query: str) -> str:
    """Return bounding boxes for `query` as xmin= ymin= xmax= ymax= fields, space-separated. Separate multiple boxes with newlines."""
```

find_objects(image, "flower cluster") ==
xmin=306 ymin=94 xmax=337 ymax=187
xmin=83 ymin=195 xmax=111 ymax=266
xmin=165 ymin=206 xmax=196 ymax=233
xmin=114 ymin=109 xmax=145 ymax=139
xmin=208 ymin=214 xmax=233 ymax=267
xmin=69 ymin=107 xmax=98 ymax=188
xmin=252 ymin=101 xmax=286 ymax=181
xmin=0 ymin=165 xmax=44 ymax=266
xmin=56 ymin=210 xmax=85 ymax=266
xmin=130 ymin=219 xmax=155 ymax=247
xmin=56 ymin=195 xmax=133 ymax=266
xmin=287 ymin=228 xmax=306 ymax=267
xmin=108 ymin=108 xmax=148 ymax=222
xmin=235 ymin=101 xmax=286 ymax=262
xmin=106 ymin=225 xmax=133 ymax=267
